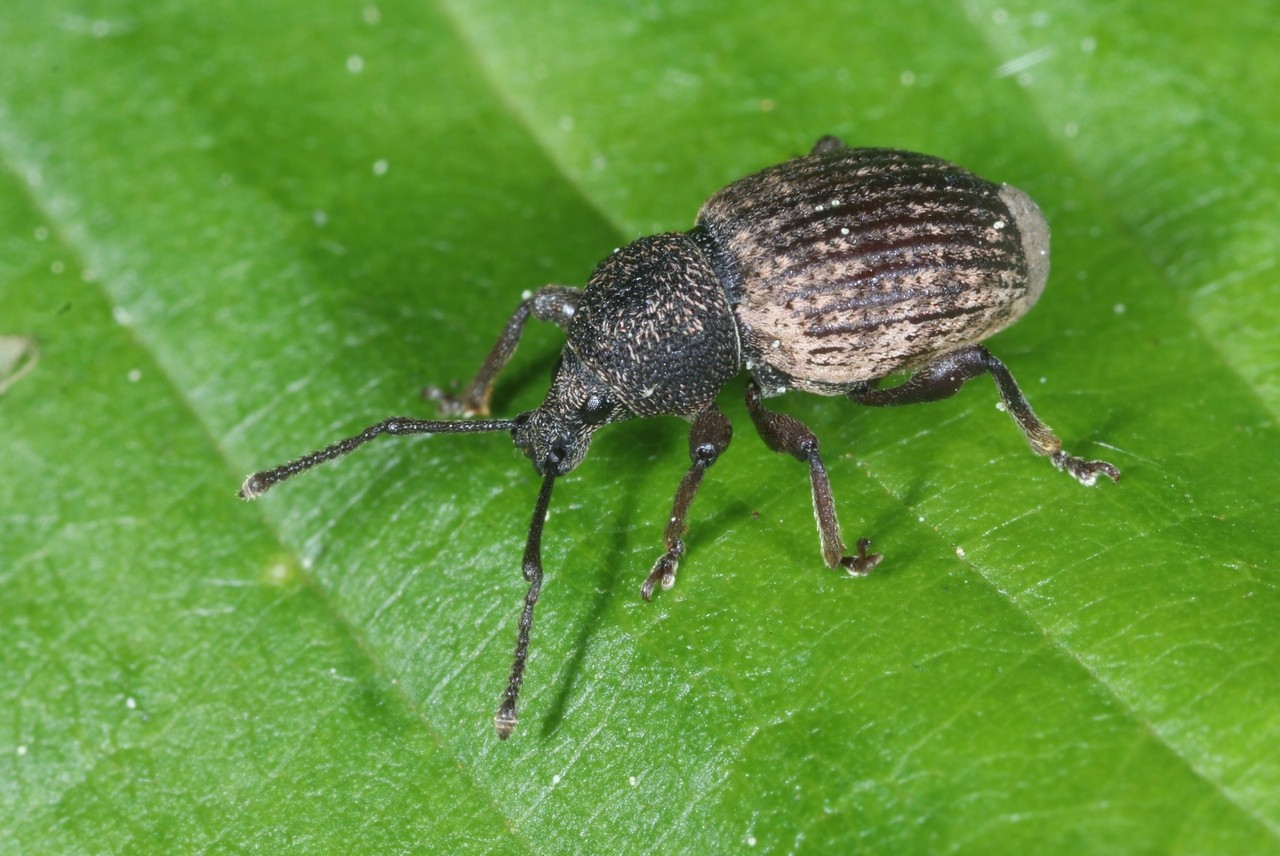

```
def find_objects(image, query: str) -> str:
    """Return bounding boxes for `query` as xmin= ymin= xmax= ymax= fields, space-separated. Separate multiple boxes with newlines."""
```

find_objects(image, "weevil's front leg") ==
xmin=641 ymin=405 xmax=733 ymax=601
xmin=745 ymin=381 xmax=882 ymax=575
xmin=425 ymin=285 xmax=581 ymax=416
xmin=848 ymin=345 xmax=1120 ymax=486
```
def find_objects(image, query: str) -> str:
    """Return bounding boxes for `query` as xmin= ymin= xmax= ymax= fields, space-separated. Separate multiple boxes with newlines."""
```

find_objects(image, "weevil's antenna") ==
xmin=238 ymin=416 xmax=517 ymax=499
xmin=494 ymin=472 xmax=556 ymax=740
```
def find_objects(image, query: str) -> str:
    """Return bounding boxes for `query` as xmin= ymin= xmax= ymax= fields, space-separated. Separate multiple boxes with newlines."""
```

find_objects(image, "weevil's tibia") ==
xmin=847 ymin=345 xmax=1120 ymax=486
xmin=642 ymin=406 xmax=733 ymax=600
xmin=495 ymin=473 xmax=556 ymax=740
xmin=744 ymin=381 xmax=882 ymax=575
xmin=425 ymin=285 xmax=582 ymax=417
xmin=237 ymin=416 xmax=517 ymax=499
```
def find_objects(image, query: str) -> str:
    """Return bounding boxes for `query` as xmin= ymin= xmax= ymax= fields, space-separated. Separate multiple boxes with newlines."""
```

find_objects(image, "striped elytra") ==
xmin=695 ymin=145 xmax=1049 ymax=394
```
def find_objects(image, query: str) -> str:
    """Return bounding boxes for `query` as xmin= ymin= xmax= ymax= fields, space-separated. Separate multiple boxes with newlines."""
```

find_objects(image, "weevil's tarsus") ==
xmin=425 ymin=285 xmax=582 ymax=416
xmin=1051 ymin=450 xmax=1119 ymax=486
xmin=745 ymin=380 xmax=877 ymax=573
xmin=495 ymin=473 xmax=556 ymax=740
xmin=845 ymin=538 xmax=882 ymax=576
xmin=847 ymin=344 xmax=1120 ymax=486
xmin=642 ymin=405 xmax=733 ymax=601
xmin=237 ymin=416 xmax=517 ymax=499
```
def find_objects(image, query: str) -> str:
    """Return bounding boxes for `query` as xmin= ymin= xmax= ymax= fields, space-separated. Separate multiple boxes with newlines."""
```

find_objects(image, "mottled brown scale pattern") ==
xmin=697 ymin=147 xmax=1049 ymax=393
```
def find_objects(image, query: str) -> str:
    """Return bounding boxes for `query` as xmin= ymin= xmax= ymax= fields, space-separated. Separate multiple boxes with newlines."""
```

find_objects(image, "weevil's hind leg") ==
xmin=425 ymin=285 xmax=582 ymax=416
xmin=745 ymin=381 xmax=881 ymax=575
xmin=811 ymin=135 xmax=847 ymax=155
xmin=849 ymin=345 xmax=1120 ymax=486
xmin=642 ymin=405 xmax=733 ymax=601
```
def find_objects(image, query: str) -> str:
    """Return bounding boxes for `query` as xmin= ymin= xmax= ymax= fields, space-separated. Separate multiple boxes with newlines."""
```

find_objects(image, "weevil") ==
xmin=239 ymin=136 xmax=1119 ymax=738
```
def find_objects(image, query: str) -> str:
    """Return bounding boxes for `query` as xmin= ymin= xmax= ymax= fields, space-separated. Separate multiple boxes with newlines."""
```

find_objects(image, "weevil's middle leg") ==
xmin=848 ymin=345 xmax=1119 ymax=486
xmin=642 ymin=405 xmax=733 ymax=601
xmin=745 ymin=380 xmax=881 ymax=575
xmin=425 ymin=285 xmax=581 ymax=416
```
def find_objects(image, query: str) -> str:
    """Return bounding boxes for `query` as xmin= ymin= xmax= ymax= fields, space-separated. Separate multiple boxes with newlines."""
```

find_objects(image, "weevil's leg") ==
xmin=425 ymin=285 xmax=582 ymax=416
xmin=811 ymin=135 xmax=847 ymax=155
xmin=495 ymin=473 xmax=556 ymax=740
xmin=848 ymin=345 xmax=1120 ymax=486
xmin=745 ymin=381 xmax=882 ymax=575
xmin=641 ymin=405 xmax=733 ymax=601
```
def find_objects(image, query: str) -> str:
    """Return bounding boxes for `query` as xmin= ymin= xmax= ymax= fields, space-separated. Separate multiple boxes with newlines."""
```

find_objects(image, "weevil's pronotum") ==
xmin=240 ymin=136 xmax=1119 ymax=738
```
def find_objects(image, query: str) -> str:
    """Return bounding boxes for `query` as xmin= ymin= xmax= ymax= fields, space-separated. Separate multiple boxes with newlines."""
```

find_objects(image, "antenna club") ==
xmin=238 ymin=474 xmax=270 ymax=500
xmin=494 ymin=708 xmax=517 ymax=740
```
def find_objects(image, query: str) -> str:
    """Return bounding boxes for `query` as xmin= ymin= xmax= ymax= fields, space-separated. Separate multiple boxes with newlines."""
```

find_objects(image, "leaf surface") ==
xmin=1 ymin=0 xmax=1277 ymax=852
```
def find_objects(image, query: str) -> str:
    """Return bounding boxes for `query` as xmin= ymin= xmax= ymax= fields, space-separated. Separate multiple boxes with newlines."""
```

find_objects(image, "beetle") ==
xmin=239 ymin=135 xmax=1119 ymax=739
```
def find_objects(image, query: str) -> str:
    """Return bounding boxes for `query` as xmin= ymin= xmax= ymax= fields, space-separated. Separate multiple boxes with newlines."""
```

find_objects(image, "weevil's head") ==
xmin=512 ymin=350 xmax=630 ymax=477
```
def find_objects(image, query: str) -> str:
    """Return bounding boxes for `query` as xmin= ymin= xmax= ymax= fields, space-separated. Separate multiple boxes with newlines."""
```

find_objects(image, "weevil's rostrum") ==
xmin=240 ymin=136 xmax=1119 ymax=739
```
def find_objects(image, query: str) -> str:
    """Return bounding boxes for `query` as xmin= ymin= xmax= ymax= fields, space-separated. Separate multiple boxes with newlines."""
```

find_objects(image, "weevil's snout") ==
xmin=511 ymin=407 xmax=591 ymax=478
xmin=511 ymin=351 xmax=629 ymax=477
xmin=512 ymin=408 xmax=592 ymax=477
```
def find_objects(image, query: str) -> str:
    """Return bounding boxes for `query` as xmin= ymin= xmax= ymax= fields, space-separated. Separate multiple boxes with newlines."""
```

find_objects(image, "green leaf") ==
xmin=2 ymin=0 xmax=1277 ymax=852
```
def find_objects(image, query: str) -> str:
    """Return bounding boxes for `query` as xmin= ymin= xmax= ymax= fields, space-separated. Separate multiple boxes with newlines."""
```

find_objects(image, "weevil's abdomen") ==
xmin=694 ymin=147 xmax=1049 ymax=395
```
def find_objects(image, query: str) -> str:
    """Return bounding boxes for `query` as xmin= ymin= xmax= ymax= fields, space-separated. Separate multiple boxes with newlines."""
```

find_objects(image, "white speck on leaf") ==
xmin=995 ymin=46 xmax=1055 ymax=79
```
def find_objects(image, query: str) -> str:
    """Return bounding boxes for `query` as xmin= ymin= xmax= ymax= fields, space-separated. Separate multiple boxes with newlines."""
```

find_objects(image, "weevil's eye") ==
xmin=580 ymin=394 xmax=615 ymax=426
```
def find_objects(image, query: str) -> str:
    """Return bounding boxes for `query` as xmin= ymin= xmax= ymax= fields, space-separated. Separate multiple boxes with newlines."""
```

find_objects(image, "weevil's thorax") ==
xmin=566 ymin=233 xmax=740 ymax=418
xmin=695 ymin=147 xmax=1051 ymax=397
